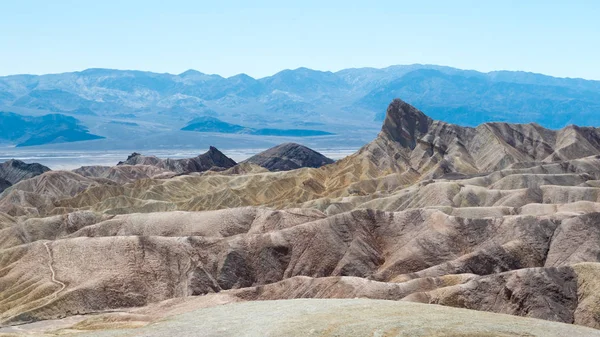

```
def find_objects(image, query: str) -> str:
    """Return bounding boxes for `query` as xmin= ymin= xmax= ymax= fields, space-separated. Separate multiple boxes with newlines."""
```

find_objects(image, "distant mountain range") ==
xmin=1 ymin=64 xmax=599 ymax=149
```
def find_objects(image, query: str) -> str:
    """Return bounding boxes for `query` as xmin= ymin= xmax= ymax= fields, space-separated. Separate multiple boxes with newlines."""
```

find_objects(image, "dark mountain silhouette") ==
xmin=0 ymin=159 xmax=50 ymax=192
xmin=243 ymin=143 xmax=335 ymax=171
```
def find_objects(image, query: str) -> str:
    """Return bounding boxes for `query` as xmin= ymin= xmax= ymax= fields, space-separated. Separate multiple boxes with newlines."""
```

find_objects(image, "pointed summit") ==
xmin=380 ymin=99 xmax=432 ymax=149
xmin=204 ymin=146 xmax=237 ymax=168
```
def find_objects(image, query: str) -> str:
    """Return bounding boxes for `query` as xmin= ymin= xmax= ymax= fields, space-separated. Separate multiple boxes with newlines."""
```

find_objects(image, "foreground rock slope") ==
xmin=2 ymin=299 xmax=599 ymax=336
xmin=2 ymin=99 xmax=600 ymax=334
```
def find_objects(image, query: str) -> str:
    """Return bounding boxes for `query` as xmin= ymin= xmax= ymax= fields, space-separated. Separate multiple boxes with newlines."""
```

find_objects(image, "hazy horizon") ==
xmin=1 ymin=1 xmax=599 ymax=80
xmin=2 ymin=63 xmax=600 ymax=82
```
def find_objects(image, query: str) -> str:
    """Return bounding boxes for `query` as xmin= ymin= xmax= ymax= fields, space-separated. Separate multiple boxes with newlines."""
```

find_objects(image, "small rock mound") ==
xmin=243 ymin=143 xmax=334 ymax=171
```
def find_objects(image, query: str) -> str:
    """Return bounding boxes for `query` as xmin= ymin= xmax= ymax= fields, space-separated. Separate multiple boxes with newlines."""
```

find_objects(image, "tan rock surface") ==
xmin=72 ymin=165 xmax=175 ymax=184
xmin=3 ymin=207 xmax=600 ymax=327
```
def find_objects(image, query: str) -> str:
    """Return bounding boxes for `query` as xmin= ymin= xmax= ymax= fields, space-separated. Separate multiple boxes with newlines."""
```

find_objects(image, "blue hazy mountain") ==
xmin=182 ymin=116 xmax=249 ymax=133
xmin=250 ymin=128 xmax=333 ymax=137
xmin=0 ymin=64 xmax=599 ymax=148
xmin=260 ymin=67 xmax=350 ymax=97
xmin=182 ymin=116 xmax=334 ymax=137
xmin=359 ymin=69 xmax=600 ymax=127
xmin=0 ymin=112 xmax=104 ymax=147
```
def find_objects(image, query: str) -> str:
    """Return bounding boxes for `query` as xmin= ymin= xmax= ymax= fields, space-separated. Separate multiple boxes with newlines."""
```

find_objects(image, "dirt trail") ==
xmin=43 ymin=241 xmax=67 ymax=297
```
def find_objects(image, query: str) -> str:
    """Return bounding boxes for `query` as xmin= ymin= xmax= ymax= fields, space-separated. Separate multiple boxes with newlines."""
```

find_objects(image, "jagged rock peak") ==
xmin=206 ymin=146 xmax=225 ymax=157
xmin=126 ymin=152 xmax=142 ymax=161
xmin=203 ymin=146 xmax=237 ymax=167
xmin=0 ymin=159 xmax=50 ymax=188
xmin=380 ymin=99 xmax=433 ymax=149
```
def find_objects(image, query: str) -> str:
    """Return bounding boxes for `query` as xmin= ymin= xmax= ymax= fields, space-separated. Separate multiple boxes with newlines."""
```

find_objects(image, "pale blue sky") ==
xmin=1 ymin=0 xmax=599 ymax=79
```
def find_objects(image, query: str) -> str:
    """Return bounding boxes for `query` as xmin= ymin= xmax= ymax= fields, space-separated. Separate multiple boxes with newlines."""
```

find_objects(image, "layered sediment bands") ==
xmin=0 ymin=171 xmax=112 ymax=217
xmin=4 ymin=99 xmax=600 ymax=332
xmin=0 ymin=211 xmax=110 ymax=249
xmin=73 ymin=165 xmax=176 ymax=184
xmin=28 ymin=154 xmax=600 ymax=217
xmin=405 ymin=267 xmax=579 ymax=323
xmin=2 ymin=207 xmax=600 ymax=327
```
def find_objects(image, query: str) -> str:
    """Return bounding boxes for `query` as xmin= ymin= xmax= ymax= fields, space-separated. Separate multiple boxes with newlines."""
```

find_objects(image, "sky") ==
xmin=0 ymin=0 xmax=599 ymax=80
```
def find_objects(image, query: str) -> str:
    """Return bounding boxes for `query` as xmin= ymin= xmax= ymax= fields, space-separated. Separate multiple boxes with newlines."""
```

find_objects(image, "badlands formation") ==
xmin=2 ymin=99 xmax=600 ymax=335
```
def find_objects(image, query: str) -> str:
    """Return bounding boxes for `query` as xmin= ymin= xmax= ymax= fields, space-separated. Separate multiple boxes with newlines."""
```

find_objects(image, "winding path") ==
xmin=43 ymin=241 xmax=66 ymax=298
xmin=3 ymin=241 xmax=69 ymax=324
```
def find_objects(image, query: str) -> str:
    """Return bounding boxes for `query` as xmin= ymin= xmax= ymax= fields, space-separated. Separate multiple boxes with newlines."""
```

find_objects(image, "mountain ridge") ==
xmin=4 ymin=63 xmax=599 ymax=83
xmin=117 ymin=146 xmax=237 ymax=174
xmin=2 ymin=64 xmax=600 ymax=149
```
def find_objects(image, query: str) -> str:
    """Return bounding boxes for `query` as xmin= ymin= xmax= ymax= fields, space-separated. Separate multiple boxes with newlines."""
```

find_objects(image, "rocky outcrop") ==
xmin=243 ymin=143 xmax=334 ymax=171
xmin=0 ymin=159 xmax=50 ymax=193
xmin=352 ymin=99 xmax=600 ymax=180
xmin=117 ymin=146 xmax=236 ymax=174
xmin=0 ymin=178 xmax=10 ymax=193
